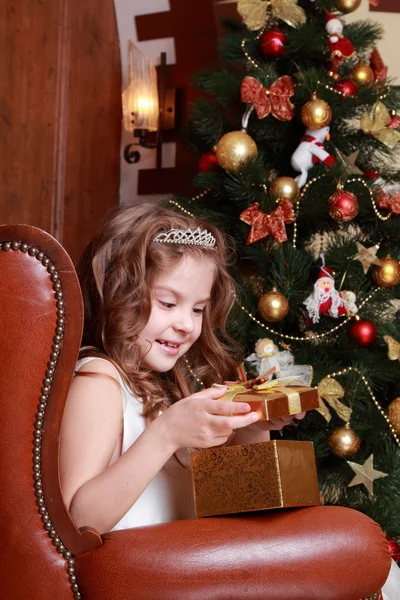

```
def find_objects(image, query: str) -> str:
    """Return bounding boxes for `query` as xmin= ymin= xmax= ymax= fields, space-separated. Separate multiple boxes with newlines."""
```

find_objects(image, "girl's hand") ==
xmin=155 ymin=385 xmax=259 ymax=452
xmin=231 ymin=411 xmax=306 ymax=445
xmin=255 ymin=411 xmax=306 ymax=431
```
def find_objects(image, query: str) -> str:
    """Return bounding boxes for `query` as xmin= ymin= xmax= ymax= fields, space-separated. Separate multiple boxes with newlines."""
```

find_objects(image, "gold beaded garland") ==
xmin=301 ymin=94 xmax=332 ymax=129
xmin=258 ymin=288 xmax=289 ymax=323
xmin=329 ymin=423 xmax=361 ymax=457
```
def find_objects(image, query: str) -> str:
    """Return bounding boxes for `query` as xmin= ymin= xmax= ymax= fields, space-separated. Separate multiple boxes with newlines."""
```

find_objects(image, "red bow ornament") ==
xmin=240 ymin=199 xmax=295 ymax=245
xmin=241 ymin=75 xmax=295 ymax=121
xmin=370 ymin=47 xmax=388 ymax=83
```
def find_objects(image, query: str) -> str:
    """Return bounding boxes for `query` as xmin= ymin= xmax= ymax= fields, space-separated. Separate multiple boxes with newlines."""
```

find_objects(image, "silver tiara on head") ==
xmin=153 ymin=227 xmax=216 ymax=247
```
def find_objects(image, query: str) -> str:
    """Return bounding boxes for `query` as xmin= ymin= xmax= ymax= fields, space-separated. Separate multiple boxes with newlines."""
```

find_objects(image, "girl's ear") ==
xmin=92 ymin=239 xmax=114 ymax=301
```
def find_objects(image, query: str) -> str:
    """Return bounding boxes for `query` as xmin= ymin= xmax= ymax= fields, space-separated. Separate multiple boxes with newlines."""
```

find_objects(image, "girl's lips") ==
xmin=156 ymin=340 xmax=181 ymax=356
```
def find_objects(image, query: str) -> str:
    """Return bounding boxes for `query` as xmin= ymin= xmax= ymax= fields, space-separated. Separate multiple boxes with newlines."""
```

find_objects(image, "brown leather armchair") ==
xmin=0 ymin=224 xmax=391 ymax=600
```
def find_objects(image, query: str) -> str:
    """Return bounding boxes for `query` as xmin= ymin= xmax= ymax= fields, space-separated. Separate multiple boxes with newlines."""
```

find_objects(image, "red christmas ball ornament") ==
xmin=328 ymin=187 xmax=359 ymax=222
xmin=198 ymin=152 xmax=219 ymax=173
xmin=260 ymin=29 xmax=287 ymax=59
xmin=334 ymin=78 xmax=358 ymax=97
xmin=386 ymin=536 xmax=400 ymax=562
xmin=349 ymin=318 xmax=377 ymax=347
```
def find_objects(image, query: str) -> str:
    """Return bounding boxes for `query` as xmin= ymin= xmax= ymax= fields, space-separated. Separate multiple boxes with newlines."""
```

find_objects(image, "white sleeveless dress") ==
xmin=75 ymin=357 xmax=195 ymax=530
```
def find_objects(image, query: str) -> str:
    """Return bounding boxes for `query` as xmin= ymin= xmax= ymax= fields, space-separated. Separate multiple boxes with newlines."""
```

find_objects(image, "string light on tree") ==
xmin=258 ymin=288 xmax=289 ymax=322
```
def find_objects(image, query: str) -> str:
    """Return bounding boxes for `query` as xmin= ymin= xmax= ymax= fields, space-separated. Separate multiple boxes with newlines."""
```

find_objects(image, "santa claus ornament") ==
xmin=325 ymin=13 xmax=356 ymax=77
xmin=304 ymin=256 xmax=358 ymax=324
xmin=291 ymin=126 xmax=336 ymax=188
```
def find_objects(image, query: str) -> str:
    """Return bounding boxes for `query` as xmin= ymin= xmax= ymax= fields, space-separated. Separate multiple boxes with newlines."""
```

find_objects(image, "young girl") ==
xmin=59 ymin=202 xmax=305 ymax=534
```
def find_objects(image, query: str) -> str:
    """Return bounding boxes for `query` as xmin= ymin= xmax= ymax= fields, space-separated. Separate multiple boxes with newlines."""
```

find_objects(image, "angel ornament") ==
xmin=246 ymin=338 xmax=313 ymax=386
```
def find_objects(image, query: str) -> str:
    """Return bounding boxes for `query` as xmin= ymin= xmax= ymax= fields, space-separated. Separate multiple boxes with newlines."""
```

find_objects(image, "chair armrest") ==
xmin=75 ymin=506 xmax=391 ymax=600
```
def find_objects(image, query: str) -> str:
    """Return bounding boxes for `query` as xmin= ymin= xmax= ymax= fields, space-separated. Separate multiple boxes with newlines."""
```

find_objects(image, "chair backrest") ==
xmin=0 ymin=225 xmax=102 ymax=600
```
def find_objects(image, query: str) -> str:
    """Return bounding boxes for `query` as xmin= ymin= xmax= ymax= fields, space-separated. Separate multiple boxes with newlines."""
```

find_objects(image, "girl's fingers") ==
xmin=189 ymin=386 xmax=228 ymax=401
xmin=216 ymin=413 xmax=259 ymax=430
xmin=209 ymin=400 xmax=251 ymax=415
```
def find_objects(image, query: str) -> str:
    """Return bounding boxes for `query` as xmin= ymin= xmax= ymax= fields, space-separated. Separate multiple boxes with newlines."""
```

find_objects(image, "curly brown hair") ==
xmin=77 ymin=201 xmax=241 ymax=419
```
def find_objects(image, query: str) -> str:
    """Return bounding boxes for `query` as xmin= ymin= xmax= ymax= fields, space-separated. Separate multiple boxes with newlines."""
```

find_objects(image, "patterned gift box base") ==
xmin=190 ymin=440 xmax=320 ymax=518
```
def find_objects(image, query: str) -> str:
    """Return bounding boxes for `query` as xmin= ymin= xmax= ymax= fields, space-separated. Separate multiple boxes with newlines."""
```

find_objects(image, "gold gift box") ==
xmin=219 ymin=384 xmax=319 ymax=421
xmin=190 ymin=440 xmax=320 ymax=518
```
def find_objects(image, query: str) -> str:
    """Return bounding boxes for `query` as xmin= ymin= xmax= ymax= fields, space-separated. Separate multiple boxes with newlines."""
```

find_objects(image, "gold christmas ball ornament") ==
xmin=215 ymin=130 xmax=258 ymax=173
xmin=388 ymin=398 xmax=400 ymax=434
xmin=351 ymin=62 xmax=375 ymax=87
xmin=373 ymin=255 xmax=400 ymax=287
xmin=335 ymin=0 xmax=362 ymax=14
xmin=328 ymin=423 xmax=361 ymax=457
xmin=270 ymin=177 xmax=300 ymax=204
xmin=301 ymin=94 xmax=332 ymax=130
xmin=258 ymin=288 xmax=289 ymax=323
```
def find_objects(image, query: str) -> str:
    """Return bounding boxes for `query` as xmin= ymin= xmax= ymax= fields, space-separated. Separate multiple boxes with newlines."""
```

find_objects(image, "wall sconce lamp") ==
xmin=122 ymin=41 xmax=175 ymax=167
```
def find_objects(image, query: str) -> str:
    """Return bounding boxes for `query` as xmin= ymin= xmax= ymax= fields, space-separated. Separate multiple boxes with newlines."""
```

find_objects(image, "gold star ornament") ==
xmin=336 ymin=149 xmax=363 ymax=176
xmin=237 ymin=0 xmax=306 ymax=31
xmin=347 ymin=454 xmax=388 ymax=496
xmin=353 ymin=243 xmax=382 ymax=274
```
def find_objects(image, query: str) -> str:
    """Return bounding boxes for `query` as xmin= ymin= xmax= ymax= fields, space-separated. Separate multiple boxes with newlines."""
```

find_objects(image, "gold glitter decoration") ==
xmin=317 ymin=377 xmax=352 ymax=423
xmin=384 ymin=335 xmax=400 ymax=362
xmin=329 ymin=423 xmax=361 ymax=457
xmin=237 ymin=0 xmax=306 ymax=32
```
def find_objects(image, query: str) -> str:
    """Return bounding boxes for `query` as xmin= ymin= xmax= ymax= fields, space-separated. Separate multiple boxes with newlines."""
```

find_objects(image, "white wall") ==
xmin=345 ymin=5 xmax=400 ymax=81
xmin=114 ymin=1 xmax=400 ymax=204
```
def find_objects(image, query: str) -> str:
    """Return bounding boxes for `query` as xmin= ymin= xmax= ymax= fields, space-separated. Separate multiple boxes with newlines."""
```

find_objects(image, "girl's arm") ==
xmin=60 ymin=359 xmax=258 ymax=534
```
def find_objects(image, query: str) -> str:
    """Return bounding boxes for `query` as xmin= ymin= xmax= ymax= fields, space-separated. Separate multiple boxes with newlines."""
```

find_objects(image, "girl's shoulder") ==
xmin=75 ymin=356 xmax=121 ymax=383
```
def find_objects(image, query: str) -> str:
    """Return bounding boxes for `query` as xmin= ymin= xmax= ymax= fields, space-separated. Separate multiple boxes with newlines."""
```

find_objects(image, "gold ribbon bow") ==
xmin=360 ymin=101 xmax=400 ymax=149
xmin=220 ymin=375 xmax=305 ymax=415
xmin=317 ymin=377 xmax=352 ymax=423
xmin=384 ymin=335 xmax=400 ymax=361
xmin=237 ymin=0 xmax=306 ymax=31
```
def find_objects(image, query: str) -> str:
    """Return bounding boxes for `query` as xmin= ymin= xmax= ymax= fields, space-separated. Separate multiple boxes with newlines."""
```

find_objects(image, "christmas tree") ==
xmin=170 ymin=0 xmax=400 ymax=563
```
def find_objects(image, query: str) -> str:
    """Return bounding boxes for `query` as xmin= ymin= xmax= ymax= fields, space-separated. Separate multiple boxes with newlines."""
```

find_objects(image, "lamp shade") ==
xmin=122 ymin=41 xmax=159 ymax=133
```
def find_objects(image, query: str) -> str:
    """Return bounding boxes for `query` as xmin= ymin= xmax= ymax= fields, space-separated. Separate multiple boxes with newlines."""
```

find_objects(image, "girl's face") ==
xmin=137 ymin=255 xmax=215 ymax=372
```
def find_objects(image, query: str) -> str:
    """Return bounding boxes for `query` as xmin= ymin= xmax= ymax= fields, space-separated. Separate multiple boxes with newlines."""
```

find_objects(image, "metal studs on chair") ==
xmin=3 ymin=241 xmax=82 ymax=600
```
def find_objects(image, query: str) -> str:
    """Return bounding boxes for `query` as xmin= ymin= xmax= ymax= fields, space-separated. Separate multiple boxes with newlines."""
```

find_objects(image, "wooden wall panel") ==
xmin=135 ymin=0 xmax=240 ymax=197
xmin=371 ymin=1 xmax=400 ymax=12
xmin=0 ymin=0 xmax=121 ymax=264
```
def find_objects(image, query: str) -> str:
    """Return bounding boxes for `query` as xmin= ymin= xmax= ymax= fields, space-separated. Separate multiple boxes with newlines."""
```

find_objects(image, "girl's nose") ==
xmin=174 ymin=310 xmax=195 ymax=334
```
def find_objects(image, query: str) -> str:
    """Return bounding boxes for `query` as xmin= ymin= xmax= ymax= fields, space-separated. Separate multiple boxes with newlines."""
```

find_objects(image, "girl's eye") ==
xmin=159 ymin=301 xmax=175 ymax=309
xmin=193 ymin=308 xmax=205 ymax=315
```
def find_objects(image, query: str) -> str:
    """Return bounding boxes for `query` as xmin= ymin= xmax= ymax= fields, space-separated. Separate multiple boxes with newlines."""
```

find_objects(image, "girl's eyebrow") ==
xmin=154 ymin=286 xmax=210 ymax=304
